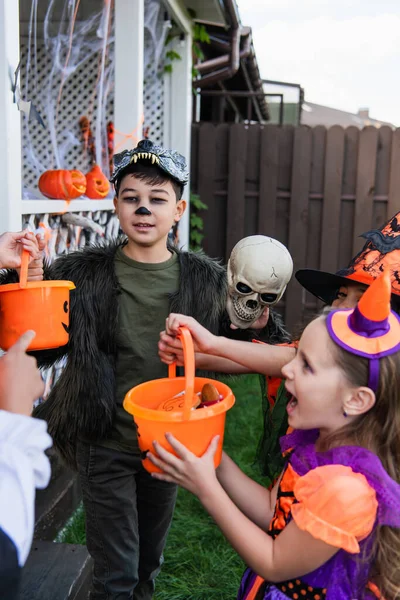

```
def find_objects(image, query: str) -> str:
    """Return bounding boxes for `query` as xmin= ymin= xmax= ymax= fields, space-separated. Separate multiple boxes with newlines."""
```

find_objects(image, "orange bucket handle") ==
xmin=19 ymin=249 xmax=29 ymax=289
xmin=167 ymin=326 xmax=195 ymax=421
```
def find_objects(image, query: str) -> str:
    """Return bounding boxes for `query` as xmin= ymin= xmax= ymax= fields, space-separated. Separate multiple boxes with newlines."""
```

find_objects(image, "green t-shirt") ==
xmin=100 ymin=247 xmax=180 ymax=453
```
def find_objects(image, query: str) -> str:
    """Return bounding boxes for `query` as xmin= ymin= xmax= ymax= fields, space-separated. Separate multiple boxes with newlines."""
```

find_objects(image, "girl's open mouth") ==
xmin=286 ymin=395 xmax=298 ymax=415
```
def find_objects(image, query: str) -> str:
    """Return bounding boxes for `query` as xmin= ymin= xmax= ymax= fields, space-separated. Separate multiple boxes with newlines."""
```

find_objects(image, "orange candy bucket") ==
xmin=123 ymin=327 xmax=235 ymax=473
xmin=0 ymin=250 xmax=75 ymax=351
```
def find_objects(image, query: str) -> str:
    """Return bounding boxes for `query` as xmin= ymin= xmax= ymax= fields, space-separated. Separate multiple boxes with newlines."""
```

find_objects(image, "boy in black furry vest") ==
xmin=3 ymin=140 xmax=289 ymax=600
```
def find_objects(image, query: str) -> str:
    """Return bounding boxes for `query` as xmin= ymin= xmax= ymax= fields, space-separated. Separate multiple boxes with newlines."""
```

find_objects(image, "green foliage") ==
xmin=193 ymin=23 xmax=210 ymax=44
xmin=192 ymin=23 xmax=210 ymax=81
xmin=190 ymin=192 xmax=208 ymax=251
xmin=163 ymin=13 xmax=210 ymax=79
xmin=55 ymin=503 xmax=86 ymax=545
xmin=166 ymin=50 xmax=182 ymax=62
xmin=191 ymin=193 xmax=207 ymax=212
xmin=59 ymin=375 xmax=265 ymax=600
xmin=164 ymin=48 xmax=181 ymax=74
xmin=192 ymin=42 xmax=204 ymax=61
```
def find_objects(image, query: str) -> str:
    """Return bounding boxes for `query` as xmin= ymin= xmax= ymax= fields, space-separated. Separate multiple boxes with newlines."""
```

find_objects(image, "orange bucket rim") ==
xmin=123 ymin=376 xmax=235 ymax=422
xmin=0 ymin=280 xmax=76 ymax=292
xmin=0 ymin=249 xmax=76 ymax=292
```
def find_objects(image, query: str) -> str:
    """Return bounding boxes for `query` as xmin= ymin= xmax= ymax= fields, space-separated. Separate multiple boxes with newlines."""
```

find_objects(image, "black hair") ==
xmin=390 ymin=293 xmax=400 ymax=315
xmin=113 ymin=161 xmax=184 ymax=201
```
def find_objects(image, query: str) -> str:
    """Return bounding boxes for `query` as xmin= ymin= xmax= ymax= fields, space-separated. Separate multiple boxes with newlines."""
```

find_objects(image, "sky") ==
xmin=237 ymin=0 xmax=400 ymax=126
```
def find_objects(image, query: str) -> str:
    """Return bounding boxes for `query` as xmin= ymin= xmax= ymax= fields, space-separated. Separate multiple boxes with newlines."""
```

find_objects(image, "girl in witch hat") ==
xmin=154 ymin=271 xmax=400 ymax=599
xmin=296 ymin=210 xmax=400 ymax=312
xmin=253 ymin=209 xmax=400 ymax=479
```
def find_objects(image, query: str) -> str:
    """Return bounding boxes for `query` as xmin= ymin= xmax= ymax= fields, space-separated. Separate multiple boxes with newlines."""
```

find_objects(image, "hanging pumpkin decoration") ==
xmin=38 ymin=169 xmax=87 ymax=200
xmin=107 ymin=121 xmax=114 ymax=177
xmin=85 ymin=165 xmax=110 ymax=199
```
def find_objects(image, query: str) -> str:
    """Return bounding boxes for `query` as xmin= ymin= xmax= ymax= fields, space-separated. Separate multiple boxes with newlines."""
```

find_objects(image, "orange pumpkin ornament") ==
xmin=85 ymin=165 xmax=110 ymax=199
xmin=38 ymin=169 xmax=86 ymax=200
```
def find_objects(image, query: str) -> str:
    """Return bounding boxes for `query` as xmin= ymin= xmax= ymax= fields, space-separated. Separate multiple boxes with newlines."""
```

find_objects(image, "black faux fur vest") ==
xmin=1 ymin=240 xmax=290 ymax=468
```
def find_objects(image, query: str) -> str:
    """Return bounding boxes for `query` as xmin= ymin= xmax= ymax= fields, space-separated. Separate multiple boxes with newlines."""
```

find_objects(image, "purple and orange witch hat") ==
xmin=296 ymin=210 xmax=400 ymax=305
xmin=326 ymin=270 xmax=400 ymax=391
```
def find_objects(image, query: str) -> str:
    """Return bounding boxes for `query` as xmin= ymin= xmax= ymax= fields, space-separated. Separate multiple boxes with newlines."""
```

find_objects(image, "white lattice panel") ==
xmin=19 ymin=0 xmax=115 ymax=198
xmin=20 ymin=41 xmax=115 ymax=196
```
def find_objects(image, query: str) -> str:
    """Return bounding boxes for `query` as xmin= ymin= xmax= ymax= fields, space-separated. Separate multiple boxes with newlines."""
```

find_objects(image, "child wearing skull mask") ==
xmin=224 ymin=236 xmax=293 ymax=332
xmin=0 ymin=140 xmax=290 ymax=600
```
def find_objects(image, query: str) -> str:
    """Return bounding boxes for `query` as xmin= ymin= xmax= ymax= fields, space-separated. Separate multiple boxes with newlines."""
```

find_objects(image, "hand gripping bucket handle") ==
xmin=19 ymin=249 xmax=29 ymax=289
xmin=167 ymin=326 xmax=195 ymax=421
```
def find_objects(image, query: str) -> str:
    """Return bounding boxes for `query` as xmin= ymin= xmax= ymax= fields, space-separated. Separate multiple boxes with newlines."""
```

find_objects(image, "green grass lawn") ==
xmin=58 ymin=375 xmax=266 ymax=599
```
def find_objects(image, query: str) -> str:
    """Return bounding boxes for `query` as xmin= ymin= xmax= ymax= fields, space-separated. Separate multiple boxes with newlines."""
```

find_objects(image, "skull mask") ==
xmin=227 ymin=236 xmax=293 ymax=329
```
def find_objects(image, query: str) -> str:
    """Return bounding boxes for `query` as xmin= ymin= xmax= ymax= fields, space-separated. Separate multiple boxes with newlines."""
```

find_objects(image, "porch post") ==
xmin=0 ymin=0 xmax=22 ymax=232
xmin=168 ymin=33 xmax=193 ymax=250
xmin=114 ymin=0 xmax=144 ymax=152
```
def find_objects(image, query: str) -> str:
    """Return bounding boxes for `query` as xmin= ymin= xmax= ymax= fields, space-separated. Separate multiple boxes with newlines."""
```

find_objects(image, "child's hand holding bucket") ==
xmin=16 ymin=236 xmax=46 ymax=283
xmin=0 ymin=231 xmax=41 ymax=270
xmin=158 ymin=331 xmax=185 ymax=365
xmin=0 ymin=249 xmax=75 ymax=351
xmin=147 ymin=432 xmax=221 ymax=499
xmin=159 ymin=313 xmax=219 ymax=365
xmin=26 ymin=234 xmax=46 ymax=282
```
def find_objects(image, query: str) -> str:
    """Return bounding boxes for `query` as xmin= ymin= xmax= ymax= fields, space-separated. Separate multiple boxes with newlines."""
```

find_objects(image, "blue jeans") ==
xmin=76 ymin=441 xmax=177 ymax=600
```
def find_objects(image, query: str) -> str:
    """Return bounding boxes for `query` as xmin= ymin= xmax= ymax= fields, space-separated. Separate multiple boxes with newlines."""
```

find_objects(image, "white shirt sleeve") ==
xmin=0 ymin=410 xmax=52 ymax=566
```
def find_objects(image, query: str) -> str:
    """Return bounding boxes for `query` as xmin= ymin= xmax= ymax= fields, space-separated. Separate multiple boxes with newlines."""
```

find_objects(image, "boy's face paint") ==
xmin=282 ymin=318 xmax=353 ymax=434
xmin=135 ymin=206 xmax=152 ymax=216
xmin=113 ymin=174 xmax=186 ymax=254
xmin=332 ymin=281 xmax=368 ymax=309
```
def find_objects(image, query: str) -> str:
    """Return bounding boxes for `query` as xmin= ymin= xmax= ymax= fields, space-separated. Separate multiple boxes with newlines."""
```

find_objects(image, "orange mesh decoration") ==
xmin=38 ymin=169 xmax=86 ymax=200
xmin=292 ymin=465 xmax=377 ymax=553
xmin=252 ymin=340 xmax=298 ymax=410
xmin=366 ymin=581 xmax=385 ymax=599
xmin=268 ymin=463 xmax=300 ymax=537
xmin=107 ymin=121 xmax=114 ymax=176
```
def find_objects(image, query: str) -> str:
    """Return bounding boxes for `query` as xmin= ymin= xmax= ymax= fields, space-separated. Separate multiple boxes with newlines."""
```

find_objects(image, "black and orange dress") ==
xmin=237 ymin=429 xmax=400 ymax=600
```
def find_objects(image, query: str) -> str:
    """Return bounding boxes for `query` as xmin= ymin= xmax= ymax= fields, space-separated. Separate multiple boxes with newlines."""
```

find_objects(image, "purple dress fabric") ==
xmin=237 ymin=429 xmax=400 ymax=600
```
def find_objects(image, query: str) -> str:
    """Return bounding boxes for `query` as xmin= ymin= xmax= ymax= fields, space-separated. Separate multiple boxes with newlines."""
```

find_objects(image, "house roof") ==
xmin=301 ymin=102 xmax=395 ymax=129
xmin=184 ymin=0 xmax=227 ymax=26
xmin=189 ymin=0 xmax=269 ymax=122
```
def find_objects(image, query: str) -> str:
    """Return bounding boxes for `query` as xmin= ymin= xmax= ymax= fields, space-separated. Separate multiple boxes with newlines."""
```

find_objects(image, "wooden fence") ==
xmin=190 ymin=123 xmax=400 ymax=331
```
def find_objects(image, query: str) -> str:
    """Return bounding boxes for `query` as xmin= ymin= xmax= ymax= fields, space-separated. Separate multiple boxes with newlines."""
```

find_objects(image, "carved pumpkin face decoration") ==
xmin=62 ymin=298 xmax=70 ymax=334
xmin=85 ymin=165 xmax=110 ymax=199
xmin=38 ymin=169 xmax=87 ymax=200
